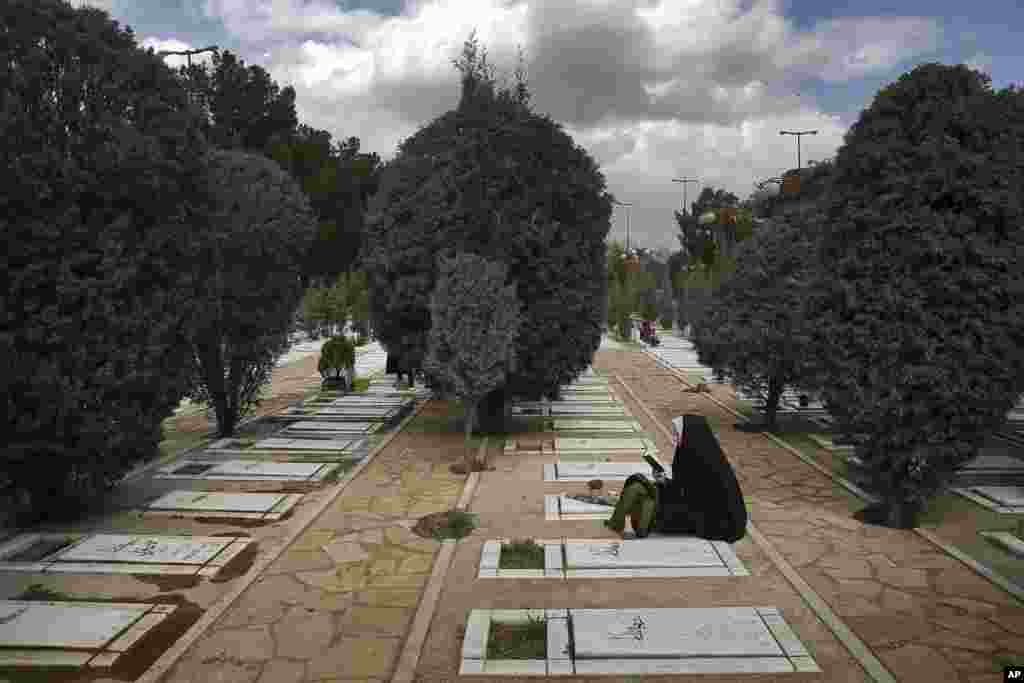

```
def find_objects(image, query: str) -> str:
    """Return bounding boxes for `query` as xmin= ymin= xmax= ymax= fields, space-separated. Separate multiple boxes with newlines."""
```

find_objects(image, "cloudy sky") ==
xmin=74 ymin=0 xmax=1023 ymax=251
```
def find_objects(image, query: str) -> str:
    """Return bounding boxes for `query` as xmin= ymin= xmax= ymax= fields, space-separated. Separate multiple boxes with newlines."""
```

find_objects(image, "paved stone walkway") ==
xmin=598 ymin=350 xmax=1024 ymax=683
xmin=160 ymin=404 xmax=467 ymax=683
xmin=152 ymin=347 xmax=1024 ymax=683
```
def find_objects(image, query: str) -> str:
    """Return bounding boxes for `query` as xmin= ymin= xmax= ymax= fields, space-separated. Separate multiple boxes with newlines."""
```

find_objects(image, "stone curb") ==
xmin=136 ymin=393 xmax=429 ymax=683
xmin=391 ymin=438 xmax=485 ymax=683
xmin=653 ymin=361 xmax=1024 ymax=604
xmin=612 ymin=372 xmax=897 ymax=683
xmin=915 ymin=527 xmax=1024 ymax=603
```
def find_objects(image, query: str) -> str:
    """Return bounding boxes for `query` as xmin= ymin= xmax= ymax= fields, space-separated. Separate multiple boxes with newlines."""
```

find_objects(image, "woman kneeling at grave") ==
xmin=604 ymin=414 xmax=747 ymax=542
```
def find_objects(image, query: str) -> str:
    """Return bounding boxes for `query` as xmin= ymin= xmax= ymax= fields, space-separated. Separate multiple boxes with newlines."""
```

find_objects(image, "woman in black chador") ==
xmin=605 ymin=414 xmax=747 ymax=542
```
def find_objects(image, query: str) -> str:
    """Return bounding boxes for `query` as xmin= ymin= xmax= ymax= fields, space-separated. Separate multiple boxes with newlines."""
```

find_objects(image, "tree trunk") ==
xmin=466 ymin=397 xmax=477 ymax=473
xmin=476 ymin=387 xmax=507 ymax=434
xmin=765 ymin=377 xmax=784 ymax=431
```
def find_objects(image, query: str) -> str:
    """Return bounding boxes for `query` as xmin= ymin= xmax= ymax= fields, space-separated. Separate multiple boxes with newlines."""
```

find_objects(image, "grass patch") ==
xmin=351 ymin=377 xmax=371 ymax=393
xmin=322 ymin=462 xmax=355 ymax=483
xmin=486 ymin=615 xmax=547 ymax=660
xmin=499 ymin=539 xmax=545 ymax=570
xmin=413 ymin=509 xmax=479 ymax=540
xmin=750 ymin=418 xmax=1024 ymax=587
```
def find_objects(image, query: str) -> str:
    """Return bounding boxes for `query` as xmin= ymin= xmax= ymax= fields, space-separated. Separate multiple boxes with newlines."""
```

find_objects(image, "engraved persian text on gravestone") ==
xmin=54 ymin=535 xmax=231 ymax=564
xmin=570 ymin=608 xmax=785 ymax=658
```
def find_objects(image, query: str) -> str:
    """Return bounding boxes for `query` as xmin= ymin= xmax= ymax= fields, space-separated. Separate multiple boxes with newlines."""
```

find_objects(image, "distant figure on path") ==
xmin=605 ymin=414 xmax=747 ymax=542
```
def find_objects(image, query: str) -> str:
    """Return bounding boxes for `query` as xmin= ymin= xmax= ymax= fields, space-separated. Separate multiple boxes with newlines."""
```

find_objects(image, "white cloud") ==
xmin=138 ymin=0 xmax=943 ymax=249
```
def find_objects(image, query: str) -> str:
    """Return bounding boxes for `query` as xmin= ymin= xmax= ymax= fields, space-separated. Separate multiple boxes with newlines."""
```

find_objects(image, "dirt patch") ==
xmin=210 ymin=538 xmax=260 ymax=584
xmin=131 ymin=574 xmax=201 ymax=592
xmin=0 ymin=589 xmax=203 ymax=683
xmin=192 ymin=510 xmax=293 ymax=528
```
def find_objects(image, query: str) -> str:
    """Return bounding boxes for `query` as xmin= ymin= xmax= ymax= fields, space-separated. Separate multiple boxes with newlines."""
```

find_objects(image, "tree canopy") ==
xmin=1 ymin=0 xmax=217 ymax=523
xmin=363 ymin=33 xmax=613 ymax=407
xmin=799 ymin=63 xmax=1024 ymax=524
xmin=424 ymin=253 xmax=520 ymax=461
xmin=183 ymin=149 xmax=319 ymax=436
xmin=693 ymin=216 xmax=820 ymax=430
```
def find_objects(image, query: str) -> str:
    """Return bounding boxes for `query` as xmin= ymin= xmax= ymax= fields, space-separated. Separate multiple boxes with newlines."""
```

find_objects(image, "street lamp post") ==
xmin=613 ymin=200 xmax=633 ymax=252
xmin=671 ymin=177 xmax=698 ymax=216
xmin=156 ymin=46 xmax=219 ymax=106
xmin=779 ymin=130 xmax=817 ymax=170
xmin=155 ymin=45 xmax=220 ymax=70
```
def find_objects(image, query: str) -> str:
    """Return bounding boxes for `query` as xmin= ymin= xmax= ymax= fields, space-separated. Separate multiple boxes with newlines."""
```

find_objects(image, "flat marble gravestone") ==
xmin=147 ymin=491 xmax=287 ymax=513
xmin=554 ymin=462 xmax=663 ymax=480
xmin=253 ymin=437 xmax=355 ymax=451
xmin=564 ymin=539 xmax=721 ymax=569
xmin=555 ymin=438 xmax=650 ymax=452
xmin=54 ymin=535 xmax=230 ymax=565
xmin=552 ymin=420 xmax=639 ymax=432
xmin=550 ymin=406 xmax=628 ymax=416
xmin=167 ymin=460 xmax=325 ymax=479
xmin=571 ymin=608 xmax=785 ymax=659
xmin=0 ymin=601 xmax=150 ymax=648
xmin=963 ymin=455 xmax=1024 ymax=471
xmin=560 ymin=495 xmax=615 ymax=514
xmin=284 ymin=421 xmax=376 ymax=433
xmin=971 ymin=486 xmax=1024 ymax=506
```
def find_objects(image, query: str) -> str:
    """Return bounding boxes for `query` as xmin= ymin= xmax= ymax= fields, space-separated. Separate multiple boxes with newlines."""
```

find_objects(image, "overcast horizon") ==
xmin=71 ymin=0 xmax=1024 ymax=251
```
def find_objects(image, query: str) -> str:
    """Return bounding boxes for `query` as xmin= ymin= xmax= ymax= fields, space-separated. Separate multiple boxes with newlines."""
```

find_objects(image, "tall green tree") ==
xmin=424 ymin=253 xmax=520 ymax=467
xmin=1 ymin=0 xmax=217 ymax=524
xmin=363 ymin=33 xmax=613 ymax=427
xmin=267 ymin=127 xmax=382 ymax=286
xmin=183 ymin=149 xmax=318 ymax=436
xmin=693 ymin=218 xmax=819 ymax=430
xmin=172 ymin=49 xmax=297 ymax=153
xmin=800 ymin=63 xmax=1024 ymax=527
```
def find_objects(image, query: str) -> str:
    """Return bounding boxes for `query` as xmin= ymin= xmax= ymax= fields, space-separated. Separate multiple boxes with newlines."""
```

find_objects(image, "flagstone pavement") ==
xmin=154 ymin=348 xmax=1023 ymax=683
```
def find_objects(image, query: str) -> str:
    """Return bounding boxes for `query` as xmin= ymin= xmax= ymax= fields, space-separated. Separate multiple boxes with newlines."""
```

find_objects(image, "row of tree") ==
xmin=298 ymin=271 xmax=371 ymax=341
xmin=690 ymin=63 xmax=1024 ymax=528
xmin=2 ymin=0 xmax=381 ymax=525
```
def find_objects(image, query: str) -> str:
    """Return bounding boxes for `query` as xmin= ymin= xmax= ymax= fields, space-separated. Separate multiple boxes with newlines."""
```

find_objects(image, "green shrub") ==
xmin=318 ymin=336 xmax=356 ymax=382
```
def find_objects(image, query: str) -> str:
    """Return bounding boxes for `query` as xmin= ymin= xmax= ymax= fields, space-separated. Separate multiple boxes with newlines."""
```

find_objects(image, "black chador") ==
xmin=653 ymin=414 xmax=747 ymax=542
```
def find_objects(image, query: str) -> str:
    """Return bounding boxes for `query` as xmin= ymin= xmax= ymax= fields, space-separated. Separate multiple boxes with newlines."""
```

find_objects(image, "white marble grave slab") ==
xmin=552 ymin=399 xmax=622 ymax=407
xmin=555 ymin=437 xmax=655 ymax=454
xmin=159 ymin=460 xmax=329 ymax=480
xmin=550 ymin=406 xmax=628 ymax=416
xmin=144 ymin=491 xmax=301 ymax=520
xmin=459 ymin=607 xmax=817 ymax=676
xmin=551 ymin=420 xmax=642 ymax=434
xmin=545 ymin=494 xmax=615 ymax=520
xmin=545 ymin=461 xmax=665 ymax=482
xmin=572 ymin=608 xmax=785 ymax=659
xmin=283 ymin=421 xmax=378 ymax=433
xmin=0 ymin=601 xmax=149 ymax=648
xmin=566 ymin=538 xmax=720 ymax=569
xmin=954 ymin=486 xmax=1024 ymax=514
xmin=0 ymin=600 xmax=178 ymax=669
xmin=57 ymin=535 xmax=229 ymax=565
xmin=0 ymin=534 xmax=253 ymax=577
xmin=252 ymin=437 xmax=356 ymax=451
xmin=563 ymin=538 xmax=749 ymax=578
xmin=962 ymin=455 xmax=1024 ymax=471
